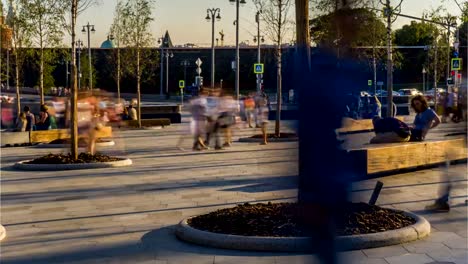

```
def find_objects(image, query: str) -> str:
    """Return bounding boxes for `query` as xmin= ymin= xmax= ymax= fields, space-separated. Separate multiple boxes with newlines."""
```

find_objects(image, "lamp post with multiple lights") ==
xmin=206 ymin=8 xmax=221 ymax=89
xmin=76 ymin=40 xmax=84 ymax=90
xmin=82 ymin=22 xmax=95 ymax=90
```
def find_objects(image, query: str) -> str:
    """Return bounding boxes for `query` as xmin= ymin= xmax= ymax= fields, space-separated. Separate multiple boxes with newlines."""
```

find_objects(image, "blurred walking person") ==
xmin=218 ymin=94 xmax=237 ymax=147
xmin=244 ymin=93 xmax=256 ymax=128
xmin=256 ymin=92 xmax=269 ymax=145
xmin=187 ymin=92 xmax=208 ymax=151
xmin=205 ymin=89 xmax=223 ymax=150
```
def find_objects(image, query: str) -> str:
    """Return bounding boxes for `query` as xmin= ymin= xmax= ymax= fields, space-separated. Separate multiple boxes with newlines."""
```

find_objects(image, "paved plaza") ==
xmin=0 ymin=120 xmax=467 ymax=264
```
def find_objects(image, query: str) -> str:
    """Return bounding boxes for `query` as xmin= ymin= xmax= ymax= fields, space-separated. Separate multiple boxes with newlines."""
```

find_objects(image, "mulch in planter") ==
xmin=251 ymin=133 xmax=297 ymax=139
xmin=188 ymin=202 xmax=416 ymax=237
xmin=26 ymin=152 xmax=122 ymax=164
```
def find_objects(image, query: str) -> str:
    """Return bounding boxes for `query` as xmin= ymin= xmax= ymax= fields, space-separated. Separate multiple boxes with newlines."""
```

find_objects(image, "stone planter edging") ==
xmin=13 ymin=158 xmax=132 ymax=171
xmin=175 ymin=210 xmax=430 ymax=252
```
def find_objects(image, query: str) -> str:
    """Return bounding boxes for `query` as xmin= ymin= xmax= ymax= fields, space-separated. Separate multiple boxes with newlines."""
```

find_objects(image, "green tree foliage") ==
xmin=311 ymin=8 xmax=386 ymax=48
xmin=6 ymin=0 xmax=32 ymax=114
xmin=22 ymin=0 xmax=67 ymax=104
xmin=311 ymin=0 xmax=369 ymax=14
xmin=119 ymin=0 xmax=155 ymax=127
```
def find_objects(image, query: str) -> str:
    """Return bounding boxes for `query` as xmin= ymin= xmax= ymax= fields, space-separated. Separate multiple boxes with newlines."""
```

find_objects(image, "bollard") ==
xmin=369 ymin=181 xmax=384 ymax=205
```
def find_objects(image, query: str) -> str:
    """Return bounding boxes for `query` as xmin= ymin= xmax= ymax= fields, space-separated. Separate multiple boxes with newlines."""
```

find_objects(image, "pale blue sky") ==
xmin=2 ymin=0 xmax=463 ymax=47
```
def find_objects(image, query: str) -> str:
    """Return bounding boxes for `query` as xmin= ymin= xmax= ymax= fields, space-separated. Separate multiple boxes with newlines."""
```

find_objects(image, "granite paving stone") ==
xmin=1 ymin=121 xmax=466 ymax=264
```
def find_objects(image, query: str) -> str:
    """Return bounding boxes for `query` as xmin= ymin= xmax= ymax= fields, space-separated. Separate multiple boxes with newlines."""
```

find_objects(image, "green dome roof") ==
xmin=100 ymin=38 xmax=115 ymax=49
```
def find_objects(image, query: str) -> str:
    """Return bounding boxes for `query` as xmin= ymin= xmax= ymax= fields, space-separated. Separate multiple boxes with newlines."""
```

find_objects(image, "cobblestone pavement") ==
xmin=0 ymin=121 xmax=466 ymax=264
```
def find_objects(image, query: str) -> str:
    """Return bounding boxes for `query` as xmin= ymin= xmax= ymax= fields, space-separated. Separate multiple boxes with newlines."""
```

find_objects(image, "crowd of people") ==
xmin=179 ymin=89 xmax=270 ymax=151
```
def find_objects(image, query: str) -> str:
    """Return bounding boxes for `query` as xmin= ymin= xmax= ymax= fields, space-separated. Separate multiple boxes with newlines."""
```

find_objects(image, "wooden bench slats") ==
xmin=350 ymin=138 xmax=467 ymax=175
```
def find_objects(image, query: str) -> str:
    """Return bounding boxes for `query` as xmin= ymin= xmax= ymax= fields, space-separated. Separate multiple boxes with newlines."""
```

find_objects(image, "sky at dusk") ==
xmin=1 ymin=0 xmax=463 ymax=48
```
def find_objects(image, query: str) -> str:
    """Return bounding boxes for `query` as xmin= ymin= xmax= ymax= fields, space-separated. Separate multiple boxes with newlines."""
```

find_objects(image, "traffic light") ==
xmin=447 ymin=78 xmax=455 ymax=85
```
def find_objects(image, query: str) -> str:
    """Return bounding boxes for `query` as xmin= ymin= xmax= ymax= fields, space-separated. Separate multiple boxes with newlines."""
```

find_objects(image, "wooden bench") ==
xmin=29 ymin=126 xmax=113 ymax=144
xmin=122 ymin=118 xmax=171 ymax=128
xmin=337 ymin=116 xmax=407 ymax=134
xmin=348 ymin=137 xmax=467 ymax=176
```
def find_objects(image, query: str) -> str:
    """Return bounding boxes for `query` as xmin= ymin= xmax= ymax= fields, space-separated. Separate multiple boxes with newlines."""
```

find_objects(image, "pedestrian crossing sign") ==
xmin=451 ymin=58 xmax=462 ymax=71
xmin=179 ymin=80 xmax=185 ymax=89
xmin=254 ymin=63 xmax=264 ymax=74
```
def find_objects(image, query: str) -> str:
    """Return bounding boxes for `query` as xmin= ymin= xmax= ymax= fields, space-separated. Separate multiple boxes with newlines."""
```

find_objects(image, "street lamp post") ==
xmin=165 ymin=51 xmax=174 ymax=98
xmin=229 ymin=0 xmax=247 ymax=100
xmin=158 ymin=36 xmax=167 ymax=96
xmin=76 ymin=40 xmax=84 ymax=90
xmin=181 ymin=60 xmax=190 ymax=85
xmin=206 ymin=8 xmax=221 ymax=89
xmin=82 ymin=22 xmax=95 ymax=90
xmin=254 ymin=10 xmax=265 ymax=93
xmin=422 ymin=67 xmax=426 ymax=94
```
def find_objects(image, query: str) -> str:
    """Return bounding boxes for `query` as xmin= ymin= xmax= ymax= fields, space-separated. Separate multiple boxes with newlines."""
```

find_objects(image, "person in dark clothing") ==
xmin=23 ymin=106 xmax=36 ymax=131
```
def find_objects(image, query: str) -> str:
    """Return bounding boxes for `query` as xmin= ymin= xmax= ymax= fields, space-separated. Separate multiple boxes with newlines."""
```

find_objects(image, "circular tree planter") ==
xmin=35 ymin=138 xmax=115 ymax=148
xmin=175 ymin=203 xmax=430 ymax=252
xmin=239 ymin=133 xmax=298 ymax=143
xmin=0 ymin=224 xmax=6 ymax=242
xmin=14 ymin=153 xmax=132 ymax=171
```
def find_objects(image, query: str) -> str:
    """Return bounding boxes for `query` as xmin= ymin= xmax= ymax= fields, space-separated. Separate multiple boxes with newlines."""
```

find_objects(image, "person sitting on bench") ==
xmin=370 ymin=116 xmax=411 ymax=143
xmin=410 ymin=95 xmax=441 ymax=142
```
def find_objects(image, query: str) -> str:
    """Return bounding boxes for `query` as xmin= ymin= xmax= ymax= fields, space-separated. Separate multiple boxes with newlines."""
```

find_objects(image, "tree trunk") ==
xmin=15 ymin=51 xmax=20 ymax=116
xmin=275 ymin=46 xmax=282 ymax=137
xmin=275 ymin=0 xmax=283 ymax=137
xmin=117 ymin=47 xmax=121 ymax=103
xmin=137 ymin=48 xmax=142 ymax=128
xmin=40 ymin=47 xmax=44 ymax=105
xmin=70 ymin=0 xmax=79 ymax=160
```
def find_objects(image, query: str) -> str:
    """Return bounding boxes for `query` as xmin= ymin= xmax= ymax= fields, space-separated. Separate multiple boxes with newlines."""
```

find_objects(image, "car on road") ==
xmin=376 ymin=91 xmax=400 ymax=97
xmin=424 ymin=88 xmax=445 ymax=96
xmin=398 ymin=88 xmax=423 ymax=96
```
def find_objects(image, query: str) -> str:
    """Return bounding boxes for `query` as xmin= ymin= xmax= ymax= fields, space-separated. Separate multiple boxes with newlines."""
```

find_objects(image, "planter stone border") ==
xmin=175 ymin=210 xmax=430 ymax=252
xmin=13 ymin=158 xmax=132 ymax=171
xmin=0 ymin=224 xmax=5 ymax=241
xmin=34 ymin=140 xmax=116 ymax=148
xmin=238 ymin=136 xmax=298 ymax=143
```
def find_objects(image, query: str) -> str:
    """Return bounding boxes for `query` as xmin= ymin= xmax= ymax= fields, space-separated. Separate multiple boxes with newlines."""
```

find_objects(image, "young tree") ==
xmin=120 ymin=0 xmax=155 ymax=128
xmin=22 ymin=0 xmax=67 ymax=104
xmin=6 ymin=0 xmax=31 ymax=116
xmin=254 ymin=0 xmax=293 ymax=137
xmin=110 ymin=0 xmax=124 ymax=102
xmin=68 ymin=0 xmax=100 ymax=159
